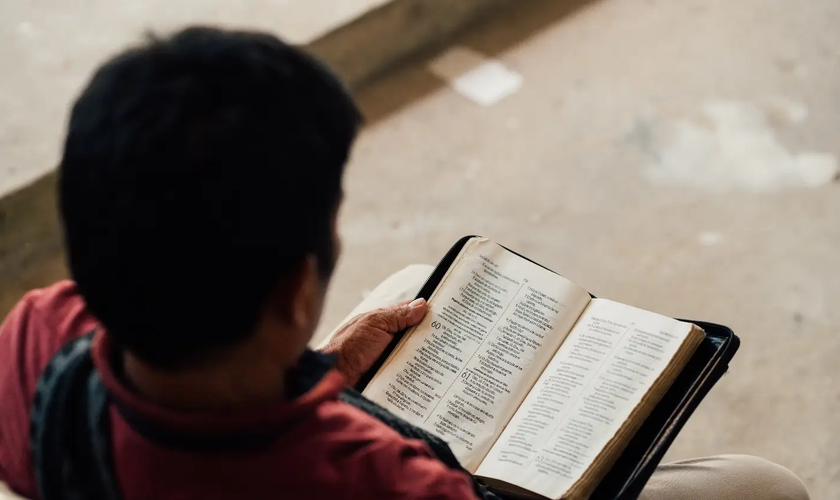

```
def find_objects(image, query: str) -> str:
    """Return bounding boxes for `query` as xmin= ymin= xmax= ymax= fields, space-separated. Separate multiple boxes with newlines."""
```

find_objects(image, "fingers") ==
xmin=363 ymin=298 xmax=428 ymax=333
xmin=404 ymin=298 xmax=428 ymax=326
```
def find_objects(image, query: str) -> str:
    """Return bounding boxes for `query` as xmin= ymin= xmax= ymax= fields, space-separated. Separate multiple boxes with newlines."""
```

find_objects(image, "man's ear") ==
xmin=279 ymin=255 xmax=322 ymax=332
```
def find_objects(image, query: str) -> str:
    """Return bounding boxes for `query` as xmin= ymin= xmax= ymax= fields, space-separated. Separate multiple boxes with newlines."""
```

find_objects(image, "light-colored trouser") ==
xmin=325 ymin=265 xmax=810 ymax=500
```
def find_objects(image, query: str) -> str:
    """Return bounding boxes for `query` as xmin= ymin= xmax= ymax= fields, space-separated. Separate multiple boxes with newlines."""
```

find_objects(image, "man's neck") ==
xmin=123 ymin=338 xmax=296 ymax=412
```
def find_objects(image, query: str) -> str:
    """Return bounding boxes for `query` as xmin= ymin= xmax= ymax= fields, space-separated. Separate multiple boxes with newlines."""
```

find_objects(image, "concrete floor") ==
xmin=3 ymin=0 xmax=840 ymax=497
xmin=325 ymin=0 xmax=840 ymax=497
xmin=0 ymin=0 xmax=394 ymax=198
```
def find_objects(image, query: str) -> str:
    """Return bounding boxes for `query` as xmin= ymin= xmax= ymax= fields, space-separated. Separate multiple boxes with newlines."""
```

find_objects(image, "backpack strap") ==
xmin=30 ymin=331 xmax=121 ymax=500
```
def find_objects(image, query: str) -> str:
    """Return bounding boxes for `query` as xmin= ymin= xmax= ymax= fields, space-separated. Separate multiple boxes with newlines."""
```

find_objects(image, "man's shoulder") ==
xmin=0 ymin=281 xmax=101 ymax=496
xmin=289 ymin=399 xmax=477 ymax=499
xmin=0 ymin=280 xmax=99 ymax=367
xmin=2 ymin=281 xmax=93 ymax=333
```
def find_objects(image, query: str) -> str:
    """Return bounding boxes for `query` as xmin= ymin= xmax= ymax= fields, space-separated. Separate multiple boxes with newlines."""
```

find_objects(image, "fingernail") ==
xmin=409 ymin=298 xmax=426 ymax=309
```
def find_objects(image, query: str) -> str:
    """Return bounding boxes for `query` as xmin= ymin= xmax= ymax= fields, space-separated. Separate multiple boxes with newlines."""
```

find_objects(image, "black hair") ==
xmin=59 ymin=27 xmax=362 ymax=369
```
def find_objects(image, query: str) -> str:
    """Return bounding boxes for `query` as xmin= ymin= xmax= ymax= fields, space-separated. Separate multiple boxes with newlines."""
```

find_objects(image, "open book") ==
xmin=361 ymin=237 xmax=712 ymax=500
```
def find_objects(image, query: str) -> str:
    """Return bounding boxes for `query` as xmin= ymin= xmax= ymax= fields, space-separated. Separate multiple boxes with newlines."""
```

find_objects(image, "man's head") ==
xmin=59 ymin=27 xmax=361 ymax=371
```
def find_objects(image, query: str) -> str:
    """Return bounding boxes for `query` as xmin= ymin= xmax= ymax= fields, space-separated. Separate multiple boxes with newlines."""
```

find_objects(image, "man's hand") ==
xmin=321 ymin=298 xmax=428 ymax=386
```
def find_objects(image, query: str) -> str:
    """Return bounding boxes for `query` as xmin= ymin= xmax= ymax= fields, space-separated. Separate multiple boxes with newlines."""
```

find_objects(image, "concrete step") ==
xmin=0 ymin=0 xmax=527 ymax=317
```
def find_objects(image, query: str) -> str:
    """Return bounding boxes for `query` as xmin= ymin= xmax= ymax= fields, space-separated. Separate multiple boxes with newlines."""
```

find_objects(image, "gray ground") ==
xmin=3 ymin=0 xmax=840 ymax=498
xmin=327 ymin=1 xmax=840 ymax=497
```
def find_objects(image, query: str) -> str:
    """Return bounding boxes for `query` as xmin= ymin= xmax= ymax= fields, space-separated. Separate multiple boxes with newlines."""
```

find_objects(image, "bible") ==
xmin=358 ymin=236 xmax=739 ymax=500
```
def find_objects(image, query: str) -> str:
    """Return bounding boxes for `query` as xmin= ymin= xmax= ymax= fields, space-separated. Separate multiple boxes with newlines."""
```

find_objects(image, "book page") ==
xmin=476 ymin=299 xmax=702 ymax=499
xmin=363 ymin=238 xmax=591 ymax=471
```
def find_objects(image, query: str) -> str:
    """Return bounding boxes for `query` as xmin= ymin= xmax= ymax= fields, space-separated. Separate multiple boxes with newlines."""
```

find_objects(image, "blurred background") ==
xmin=1 ymin=0 xmax=839 ymax=497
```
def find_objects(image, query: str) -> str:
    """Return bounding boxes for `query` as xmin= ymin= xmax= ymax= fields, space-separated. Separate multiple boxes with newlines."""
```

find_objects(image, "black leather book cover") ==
xmin=358 ymin=236 xmax=739 ymax=500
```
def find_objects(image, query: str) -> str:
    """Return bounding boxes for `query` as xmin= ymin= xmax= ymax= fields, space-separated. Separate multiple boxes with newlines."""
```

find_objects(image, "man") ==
xmin=0 ymin=27 xmax=808 ymax=500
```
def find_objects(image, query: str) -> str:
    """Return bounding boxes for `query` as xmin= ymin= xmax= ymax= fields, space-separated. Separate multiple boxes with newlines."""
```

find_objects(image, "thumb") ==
xmin=366 ymin=298 xmax=428 ymax=333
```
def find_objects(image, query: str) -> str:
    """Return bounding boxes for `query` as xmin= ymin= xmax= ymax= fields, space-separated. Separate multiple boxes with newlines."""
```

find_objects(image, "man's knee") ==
xmin=358 ymin=264 xmax=434 ymax=310
xmin=645 ymin=454 xmax=808 ymax=500
xmin=718 ymin=455 xmax=809 ymax=500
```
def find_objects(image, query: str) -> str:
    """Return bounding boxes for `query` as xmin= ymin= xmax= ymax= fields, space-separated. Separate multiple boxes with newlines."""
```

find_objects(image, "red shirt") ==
xmin=0 ymin=281 xmax=476 ymax=500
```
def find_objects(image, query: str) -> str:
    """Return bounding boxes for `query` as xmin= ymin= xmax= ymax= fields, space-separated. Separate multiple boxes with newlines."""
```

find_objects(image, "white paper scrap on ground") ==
xmin=697 ymin=232 xmax=723 ymax=246
xmin=428 ymin=46 xmax=523 ymax=106
xmin=644 ymin=99 xmax=839 ymax=192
